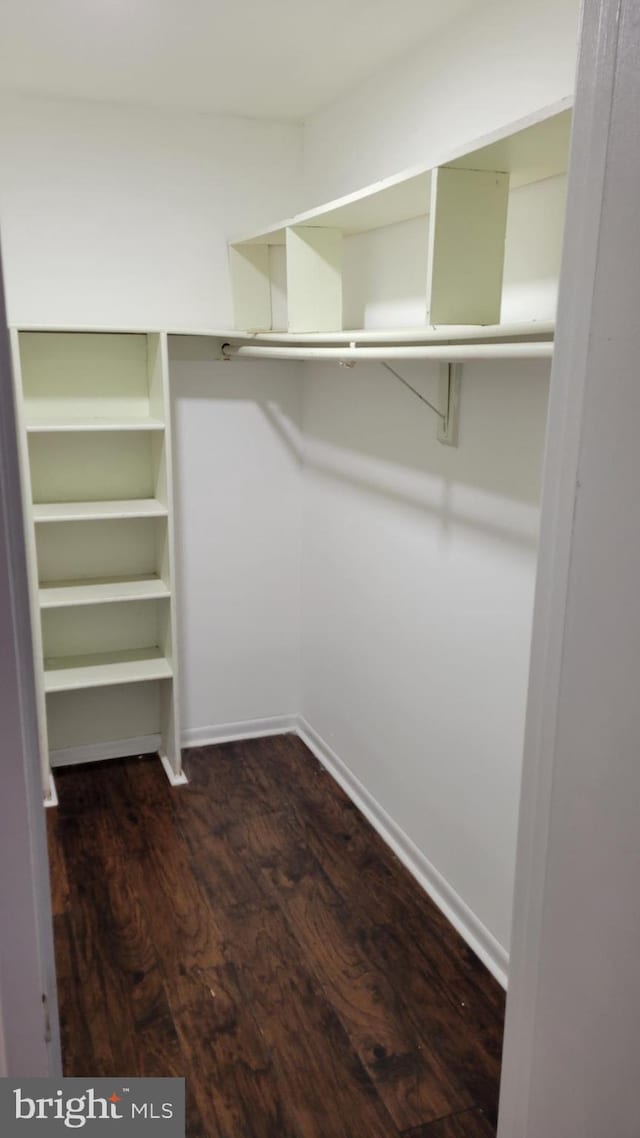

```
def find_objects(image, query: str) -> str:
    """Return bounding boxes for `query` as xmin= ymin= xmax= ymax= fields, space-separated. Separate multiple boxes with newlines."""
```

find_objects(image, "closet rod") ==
xmin=240 ymin=320 xmax=556 ymax=345
xmin=221 ymin=341 xmax=554 ymax=363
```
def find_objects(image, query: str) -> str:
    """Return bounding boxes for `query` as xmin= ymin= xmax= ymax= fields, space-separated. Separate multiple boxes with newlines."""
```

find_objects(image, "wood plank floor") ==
xmin=47 ymin=735 xmax=504 ymax=1138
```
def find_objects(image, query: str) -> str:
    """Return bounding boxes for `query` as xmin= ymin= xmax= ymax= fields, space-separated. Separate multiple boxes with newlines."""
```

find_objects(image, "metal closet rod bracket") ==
xmin=380 ymin=362 xmax=461 ymax=447
xmin=221 ymin=342 xmax=462 ymax=447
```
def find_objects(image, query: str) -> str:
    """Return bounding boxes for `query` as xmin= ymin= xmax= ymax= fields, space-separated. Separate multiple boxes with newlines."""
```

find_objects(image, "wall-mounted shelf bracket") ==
xmin=381 ymin=361 xmax=461 ymax=448
xmin=438 ymin=362 xmax=461 ymax=447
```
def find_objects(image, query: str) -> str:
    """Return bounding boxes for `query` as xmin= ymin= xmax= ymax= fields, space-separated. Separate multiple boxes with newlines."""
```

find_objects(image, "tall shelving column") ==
xmin=11 ymin=329 xmax=185 ymax=804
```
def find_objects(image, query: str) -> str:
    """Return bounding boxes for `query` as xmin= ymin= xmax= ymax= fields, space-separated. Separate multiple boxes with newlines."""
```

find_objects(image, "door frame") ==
xmin=498 ymin=0 xmax=640 ymax=1133
xmin=0 ymin=248 xmax=61 ymax=1076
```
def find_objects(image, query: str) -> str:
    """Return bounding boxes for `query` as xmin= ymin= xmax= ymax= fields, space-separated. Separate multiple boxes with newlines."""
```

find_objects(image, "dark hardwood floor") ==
xmin=47 ymin=735 xmax=504 ymax=1138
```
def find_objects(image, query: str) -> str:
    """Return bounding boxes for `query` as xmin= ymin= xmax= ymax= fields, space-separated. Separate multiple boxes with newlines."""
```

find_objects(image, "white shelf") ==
xmin=25 ymin=417 xmax=165 ymax=433
xmin=39 ymin=574 xmax=171 ymax=609
xmin=231 ymin=103 xmax=572 ymax=247
xmin=33 ymin=499 xmax=169 ymax=523
xmin=229 ymin=101 xmax=571 ymax=333
xmin=232 ymin=320 xmax=556 ymax=344
xmin=44 ymin=646 xmax=173 ymax=693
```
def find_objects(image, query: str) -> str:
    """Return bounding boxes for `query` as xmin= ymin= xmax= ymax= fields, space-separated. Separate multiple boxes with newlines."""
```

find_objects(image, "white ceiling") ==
xmin=0 ymin=0 xmax=482 ymax=121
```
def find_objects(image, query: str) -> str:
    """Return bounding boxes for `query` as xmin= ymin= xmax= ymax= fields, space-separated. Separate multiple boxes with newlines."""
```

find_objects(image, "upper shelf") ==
xmin=231 ymin=101 xmax=572 ymax=247
xmin=230 ymin=319 xmax=556 ymax=344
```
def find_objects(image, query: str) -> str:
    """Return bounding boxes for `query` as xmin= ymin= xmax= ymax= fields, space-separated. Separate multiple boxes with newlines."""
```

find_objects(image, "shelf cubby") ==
xmin=36 ymin=515 xmax=169 ymax=584
xmin=11 ymin=328 xmax=183 ymax=800
xmin=229 ymin=102 xmax=572 ymax=333
xmin=19 ymin=331 xmax=165 ymax=425
xmin=47 ymin=681 xmax=169 ymax=767
xmin=29 ymin=430 xmax=166 ymax=505
xmin=41 ymin=596 xmax=171 ymax=660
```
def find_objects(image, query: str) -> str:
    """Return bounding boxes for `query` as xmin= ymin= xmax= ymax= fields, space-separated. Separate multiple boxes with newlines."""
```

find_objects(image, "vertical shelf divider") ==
xmin=149 ymin=331 xmax=185 ymax=784
xmin=9 ymin=328 xmax=54 ymax=804
xmin=285 ymin=225 xmax=343 ymax=333
xmin=426 ymin=166 xmax=510 ymax=325
xmin=229 ymin=244 xmax=272 ymax=331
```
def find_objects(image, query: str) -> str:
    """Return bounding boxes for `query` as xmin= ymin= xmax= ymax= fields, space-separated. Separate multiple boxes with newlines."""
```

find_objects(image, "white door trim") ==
xmin=498 ymin=1 xmax=639 ymax=1133
xmin=0 ymin=251 xmax=61 ymax=1076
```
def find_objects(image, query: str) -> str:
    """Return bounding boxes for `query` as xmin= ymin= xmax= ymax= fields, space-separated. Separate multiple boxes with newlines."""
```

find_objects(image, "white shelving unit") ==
xmin=228 ymin=101 xmax=572 ymax=334
xmin=11 ymin=329 xmax=185 ymax=803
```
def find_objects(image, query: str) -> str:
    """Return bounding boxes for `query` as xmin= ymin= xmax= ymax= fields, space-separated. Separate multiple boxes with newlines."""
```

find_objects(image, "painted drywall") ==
xmin=0 ymin=0 xmax=480 ymax=121
xmin=0 ymin=94 xmax=304 ymax=741
xmin=169 ymin=338 xmax=303 ymax=739
xmin=303 ymin=0 xmax=580 ymax=202
xmin=0 ymin=94 xmax=302 ymax=329
xmin=300 ymin=357 xmax=549 ymax=957
xmin=298 ymin=3 xmax=577 ymax=962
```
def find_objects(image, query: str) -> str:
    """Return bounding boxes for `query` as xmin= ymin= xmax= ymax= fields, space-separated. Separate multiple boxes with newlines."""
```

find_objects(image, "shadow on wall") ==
xmin=170 ymin=335 xmax=550 ymax=554
xmin=298 ymin=360 xmax=550 ymax=552
xmin=166 ymin=334 xmax=304 ymax=731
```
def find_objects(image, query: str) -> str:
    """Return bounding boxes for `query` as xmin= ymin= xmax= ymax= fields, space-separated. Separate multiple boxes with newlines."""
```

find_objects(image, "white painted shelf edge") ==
xmin=39 ymin=574 xmax=171 ymax=609
xmin=25 ymin=417 xmax=165 ymax=432
xmin=33 ymin=499 xmax=169 ymax=523
xmin=44 ymin=646 xmax=173 ymax=693
xmin=10 ymin=320 xmax=555 ymax=345
xmin=231 ymin=320 xmax=556 ymax=344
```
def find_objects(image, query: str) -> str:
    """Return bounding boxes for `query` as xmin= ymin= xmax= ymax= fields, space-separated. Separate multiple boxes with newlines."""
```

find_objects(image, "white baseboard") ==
xmin=179 ymin=711 xmax=508 ymax=986
xmin=296 ymin=716 xmax=509 ymax=989
xmin=182 ymin=715 xmax=297 ymax=749
xmin=50 ymin=734 xmax=162 ymax=769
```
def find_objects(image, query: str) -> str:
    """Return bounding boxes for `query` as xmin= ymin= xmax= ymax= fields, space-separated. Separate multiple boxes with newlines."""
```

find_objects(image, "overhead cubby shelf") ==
xmin=228 ymin=102 xmax=572 ymax=334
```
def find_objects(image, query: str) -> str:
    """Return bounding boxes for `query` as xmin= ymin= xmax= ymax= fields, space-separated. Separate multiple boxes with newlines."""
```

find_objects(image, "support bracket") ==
xmin=438 ymin=363 xmax=462 ymax=447
xmin=381 ymin=361 xmax=461 ymax=447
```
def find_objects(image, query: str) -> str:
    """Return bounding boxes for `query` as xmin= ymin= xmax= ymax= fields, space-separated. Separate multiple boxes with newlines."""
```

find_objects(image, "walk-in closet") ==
xmin=7 ymin=0 xmax=632 ymax=1135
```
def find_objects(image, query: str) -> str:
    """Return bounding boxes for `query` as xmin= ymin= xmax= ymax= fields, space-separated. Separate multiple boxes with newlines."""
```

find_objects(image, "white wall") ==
xmin=0 ymin=94 xmax=302 ymax=330
xmin=0 ymin=94 xmax=304 ymax=740
xmin=169 ymin=339 xmax=303 ymax=739
xmin=301 ymin=357 xmax=549 ymax=965
xmin=298 ymin=0 xmax=579 ymax=973
xmin=303 ymin=0 xmax=580 ymax=201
